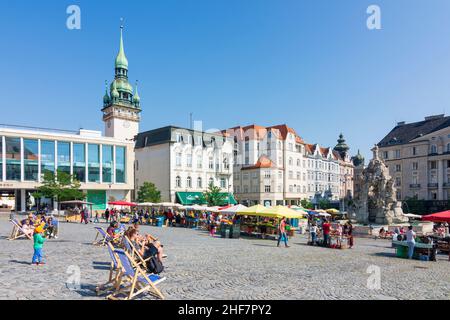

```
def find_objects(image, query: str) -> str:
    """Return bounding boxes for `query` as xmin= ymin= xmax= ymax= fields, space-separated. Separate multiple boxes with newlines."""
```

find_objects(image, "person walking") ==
xmin=80 ymin=207 xmax=87 ymax=224
xmin=93 ymin=210 xmax=100 ymax=224
xmin=310 ymin=222 xmax=318 ymax=245
xmin=406 ymin=225 xmax=416 ymax=259
xmin=104 ymin=208 xmax=110 ymax=223
xmin=347 ymin=221 xmax=354 ymax=249
xmin=322 ymin=219 xmax=331 ymax=247
xmin=277 ymin=217 xmax=289 ymax=248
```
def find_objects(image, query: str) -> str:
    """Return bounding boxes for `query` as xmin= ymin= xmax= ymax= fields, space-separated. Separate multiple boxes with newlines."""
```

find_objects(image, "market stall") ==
xmin=59 ymin=200 xmax=93 ymax=223
xmin=237 ymin=205 xmax=306 ymax=239
xmin=108 ymin=201 xmax=137 ymax=224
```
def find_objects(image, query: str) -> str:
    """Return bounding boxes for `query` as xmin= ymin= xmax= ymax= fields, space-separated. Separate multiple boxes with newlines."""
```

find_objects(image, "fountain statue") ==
xmin=351 ymin=145 xmax=408 ymax=225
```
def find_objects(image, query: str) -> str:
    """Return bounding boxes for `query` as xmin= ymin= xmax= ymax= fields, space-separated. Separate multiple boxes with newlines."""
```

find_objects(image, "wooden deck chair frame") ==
xmin=8 ymin=219 xmax=33 ymax=241
xmin=107 ymin=249 xmax=165 ymax=300
xmin=96 ymin=242 xmax=123 ymax=295
xmin=123 ymin=235 xmax=151 ymax=269
xmin=93 ymin=227 xmax=111 ymax=246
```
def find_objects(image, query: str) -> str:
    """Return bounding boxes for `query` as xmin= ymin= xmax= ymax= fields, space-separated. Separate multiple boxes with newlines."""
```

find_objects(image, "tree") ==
xmin=136 ymin=182 xmax=161 ymax=203
xmin=33 ymin=170 xmax=85 ymax=205
xmin=318 ymin=198 xmax=331 ymax=210
xmin=203 ymin=183 xmax=226 ymax=206
xmin=300 ymin=198 xmax=314 ymax=210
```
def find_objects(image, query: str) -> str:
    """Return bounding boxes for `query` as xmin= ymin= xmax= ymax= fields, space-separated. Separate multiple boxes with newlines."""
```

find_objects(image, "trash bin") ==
xmin=156 ymin=217 xmax=164 ymax=227
xmin=220 ymin=223 xmax=231 ymax=238
xmin=231 ymin=224 xmax=241 ymax=239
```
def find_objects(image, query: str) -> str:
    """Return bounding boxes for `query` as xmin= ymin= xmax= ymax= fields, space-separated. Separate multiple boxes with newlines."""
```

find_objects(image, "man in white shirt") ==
xmin=406 ymin=226 xmax=416 ymax=259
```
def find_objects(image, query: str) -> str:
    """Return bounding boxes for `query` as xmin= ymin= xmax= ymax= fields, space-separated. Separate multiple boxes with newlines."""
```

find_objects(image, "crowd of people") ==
xmin=306 ymin=216 xmax=354 ymax=249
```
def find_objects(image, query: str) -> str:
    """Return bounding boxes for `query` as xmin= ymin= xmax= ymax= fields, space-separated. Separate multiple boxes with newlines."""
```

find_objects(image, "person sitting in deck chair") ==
xmin=128 ymin=229 xmax=165 ymax=265
xmin=45 ymin=217 xmax=58 ymax=239
xmin=21 ymin=219 xmax=35 ymax=238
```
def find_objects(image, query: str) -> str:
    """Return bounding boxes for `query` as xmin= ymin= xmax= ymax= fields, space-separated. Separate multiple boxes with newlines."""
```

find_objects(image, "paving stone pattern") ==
xmin=1 ymin=217 xmax=449 ymax=300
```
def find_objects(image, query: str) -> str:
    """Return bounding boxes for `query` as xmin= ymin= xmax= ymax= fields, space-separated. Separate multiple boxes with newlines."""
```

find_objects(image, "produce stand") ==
xmin=392 ymin=240 xmax=436 ymax=261
xmin=59 ymin=200 xmax=93 ymax=223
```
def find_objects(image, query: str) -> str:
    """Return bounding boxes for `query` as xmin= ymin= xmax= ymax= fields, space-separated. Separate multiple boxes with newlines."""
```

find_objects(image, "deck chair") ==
xmin=123 ymin=236 xmax=150 ymax=268
xmin=96 ymin=242 xmax=122 ymax=295
xmin=8 ymin=219 xmax=33 ymax=241
xmin=107 ymin=249 xmax=166 ymax=300
xmin=93 ymin=227 xmax=112 ymax=246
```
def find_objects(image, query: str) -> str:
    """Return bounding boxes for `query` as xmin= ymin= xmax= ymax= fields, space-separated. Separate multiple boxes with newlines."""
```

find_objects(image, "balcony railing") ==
xmin=428 ymin=183 xmax=438 ymax=188
xmin=409 ymin=184 xmax=421 ymax=189
xmin=444 ymin=183 xmax=450 ymax=188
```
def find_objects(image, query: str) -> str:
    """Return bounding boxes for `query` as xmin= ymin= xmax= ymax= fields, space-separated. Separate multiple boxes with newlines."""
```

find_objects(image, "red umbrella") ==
xmin=108 ymin=201 xmax=137 ymax=207
xmin=422 ymin=210 xmax=450 ymax=223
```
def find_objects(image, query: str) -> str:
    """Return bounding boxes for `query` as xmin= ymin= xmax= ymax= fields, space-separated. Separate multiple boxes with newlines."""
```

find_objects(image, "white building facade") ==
xmin=134 ymin=126 xmax=236 ymax=205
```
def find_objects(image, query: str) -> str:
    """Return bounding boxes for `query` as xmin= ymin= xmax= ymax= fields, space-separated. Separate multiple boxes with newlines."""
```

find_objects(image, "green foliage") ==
xmin=318 ymin=198 xmax=332 ymax=210
xmin=203 ymin=183 xmax=226 ymax=206
xmin=300 ymin=198 xmax=314 ymax=209
xmin=137 ymin=182 xmax=161 ymax=203
xmin=33 ymin=170 xmax=85 ymax=202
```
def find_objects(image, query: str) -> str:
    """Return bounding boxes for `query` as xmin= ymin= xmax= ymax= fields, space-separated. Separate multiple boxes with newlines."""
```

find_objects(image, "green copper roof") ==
xmin=111 ymin=80 xmax=119 ymax=98
xmin=133 ymin=82 xmax=140 ymax=102
xmin=334 ymin=133 xmax=349 ymax=154
xmin=115 ymin=26 xmax=128 ymax=70
xmin=103 ymin=81 xmax=110 ymax=104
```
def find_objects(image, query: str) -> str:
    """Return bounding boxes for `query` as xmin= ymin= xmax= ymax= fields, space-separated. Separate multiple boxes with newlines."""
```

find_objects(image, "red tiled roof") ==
xmin=241 ymin=155 xmax=276 ymax=170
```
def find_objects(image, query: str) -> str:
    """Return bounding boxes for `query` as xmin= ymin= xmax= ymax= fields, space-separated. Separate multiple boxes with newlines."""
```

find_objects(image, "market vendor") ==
xmin=406 ymin=226 xmax=416 ymax=259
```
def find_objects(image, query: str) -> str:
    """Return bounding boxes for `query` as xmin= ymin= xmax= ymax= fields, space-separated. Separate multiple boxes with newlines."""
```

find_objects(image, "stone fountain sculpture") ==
xmin=352 ymin=145 xmax=408 ymax=225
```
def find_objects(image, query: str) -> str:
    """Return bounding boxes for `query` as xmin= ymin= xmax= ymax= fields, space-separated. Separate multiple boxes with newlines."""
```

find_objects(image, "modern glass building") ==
xmin=0 ymin=125 xmax=134 ymax=212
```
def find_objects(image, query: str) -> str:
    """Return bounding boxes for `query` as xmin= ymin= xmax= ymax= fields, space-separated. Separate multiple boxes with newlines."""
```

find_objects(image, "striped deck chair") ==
xmin=93 ymin=227 xmax=112 ymax=246
xmin=107 ymin=249 xmax=166 ymax=300
xmin=8 ymin=219 xmax=33 ymax=241
xmin=123 ymin=236 xmax=150 ymax=269
xmin=96 ymin=242 xmax=122 ymax=295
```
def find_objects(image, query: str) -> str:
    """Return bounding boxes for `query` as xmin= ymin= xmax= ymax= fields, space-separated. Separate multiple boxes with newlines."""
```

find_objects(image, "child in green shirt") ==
xmin=32 ymin=225 xmax=46 ymax=265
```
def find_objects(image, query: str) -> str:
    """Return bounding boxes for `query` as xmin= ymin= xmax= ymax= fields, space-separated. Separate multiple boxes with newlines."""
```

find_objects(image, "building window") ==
xmin=56 ymin=141 xmax=70 ymax=176
xmin=176 ymin=176 xmax=181 ymax=188
xmin=23 ymin=139 xmax=38 ymax=181
xmin=430 ymin=145 xmax=437 ymax=154
xmin=186 ymin=176 xmax=192 ymax=188
xmin=412 ymin=147 xmax=417 ymax=156
xmin=102 ymin=145 xmax=113 ymax=183
xmin=197 ymin=177 xmax=202 ymax=189
xmin=223 ymin=157 xmax=229 ymax=170
xmin=197 ymin=154 xmax=203 ymax=169
xmin=245 ymin=156 xmax=249 ymax=165
xmin=430 ymin=161 xmax=437 ymax=170
xmin=73 ymin=143 xmax=85 ymax=182
xmin=209 ymin=156 xmax=214 ymax=169
xmin=40 ymin=140 xmax=55 ymax=177
xmin=220 ymin=178 xmax=226 ymax=188
xmin=186 ymin=154 xmax=192 ymax=167
xmin=264 ymin=171 xmax=271 ymax=179
xmin=176 ymin=153 xmax=182 ymax=167
xmin=447 ymin=143 xmax=450 ymax=153
xmin=176 ymin=133 xmax=182 ymax=143
xmin=288 ymin=157 xmax=293 ymax=166
xmin=115 ymin=146 xmax=126 ymax=183
xmin=395 ymin=149 xmax=401 ymax=159
xmin=264 ymin=185 xmax=271 ymax=193
xmin=209 ymin=177 xmax=214 ymax=186
xmin=412 ymin=162 xmax=418 ymax=170
xmin=395 ymin=177 xmax=401 ymax=187
xmin=88 ymin=144 xmax=100 ymax=183
xmin=383 ymin=151 xmax=389 ymax=159
xmin=395 ymin=164 xmax=401 ymax=172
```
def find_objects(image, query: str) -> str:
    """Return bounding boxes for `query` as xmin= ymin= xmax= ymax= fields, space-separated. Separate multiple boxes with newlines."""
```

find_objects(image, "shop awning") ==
xmin=176 ymin=192 xmax=207 ymax=205
xmin=176 ymin=192 xmax=237 ymax=206
xmin=422 ymin=210 xmax=450 ymax=223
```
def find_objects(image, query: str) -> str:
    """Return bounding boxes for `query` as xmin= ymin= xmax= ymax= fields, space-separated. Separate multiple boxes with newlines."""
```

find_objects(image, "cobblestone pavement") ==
xmin=1 ymin=216 xmax=450 ymax=300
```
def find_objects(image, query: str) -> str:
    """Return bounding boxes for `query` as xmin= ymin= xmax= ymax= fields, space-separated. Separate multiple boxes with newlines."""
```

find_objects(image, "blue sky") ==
xmin=2 ymin=0 xmax=450 ymax=161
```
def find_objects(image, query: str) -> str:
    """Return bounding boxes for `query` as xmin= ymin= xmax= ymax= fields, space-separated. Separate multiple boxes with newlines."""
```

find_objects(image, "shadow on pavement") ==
xmin=9 ymin=259 xmax=31 ymax=265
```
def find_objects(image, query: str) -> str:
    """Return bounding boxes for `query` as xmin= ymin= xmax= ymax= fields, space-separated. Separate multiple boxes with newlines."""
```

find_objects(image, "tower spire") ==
xmin=115 ymin=19 xmax=128 ymax=70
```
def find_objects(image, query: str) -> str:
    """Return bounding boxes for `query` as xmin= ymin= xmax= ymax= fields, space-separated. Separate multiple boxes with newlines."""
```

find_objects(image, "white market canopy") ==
xmin=219 ymin=204 xmax=248 ymax=214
